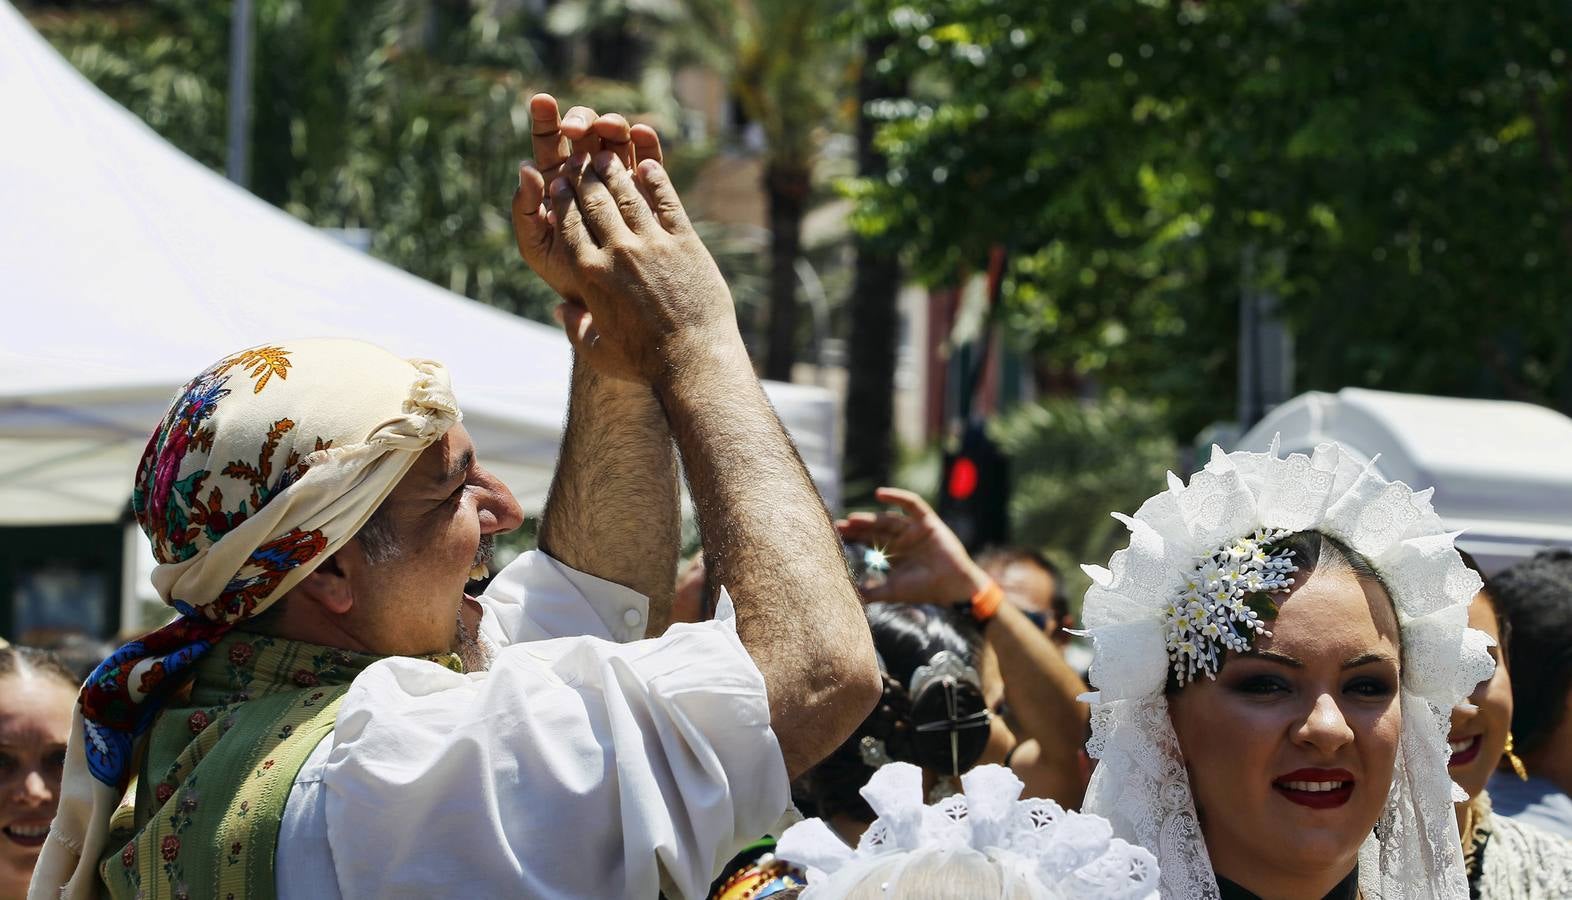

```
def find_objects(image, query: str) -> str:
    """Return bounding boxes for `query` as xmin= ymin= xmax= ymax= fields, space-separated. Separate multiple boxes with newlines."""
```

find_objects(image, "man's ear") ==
xmin=292 ymin=553 xmax=355 ymax=616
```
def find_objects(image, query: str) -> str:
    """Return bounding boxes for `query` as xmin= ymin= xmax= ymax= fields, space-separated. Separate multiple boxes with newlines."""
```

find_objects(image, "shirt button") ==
xmin=623 ymin=608 xmax=643 ymax=628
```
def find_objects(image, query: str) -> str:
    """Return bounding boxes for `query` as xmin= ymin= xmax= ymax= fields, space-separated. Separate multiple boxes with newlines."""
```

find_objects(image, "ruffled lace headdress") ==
xmin=777 ymin=762 xmax=1159 ymax=899
xmin=1079 ymin=440 xmax=1494 ymax=900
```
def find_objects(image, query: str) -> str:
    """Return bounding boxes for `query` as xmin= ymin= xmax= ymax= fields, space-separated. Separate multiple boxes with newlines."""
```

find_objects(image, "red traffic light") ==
xmin=947 ymin=456 xmax=979 ymax=501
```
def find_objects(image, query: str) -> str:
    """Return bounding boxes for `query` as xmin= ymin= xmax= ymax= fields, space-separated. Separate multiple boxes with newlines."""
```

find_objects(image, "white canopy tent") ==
xmin=1237 ymin=388 xmax=1572 ymax=574
xmin=0 ymin=1 xmax=840 ymax=535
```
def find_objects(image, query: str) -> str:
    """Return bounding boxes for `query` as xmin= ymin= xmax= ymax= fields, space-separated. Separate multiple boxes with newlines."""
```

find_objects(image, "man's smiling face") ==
xmin=338 ymin=424 xmax=524 ymax=657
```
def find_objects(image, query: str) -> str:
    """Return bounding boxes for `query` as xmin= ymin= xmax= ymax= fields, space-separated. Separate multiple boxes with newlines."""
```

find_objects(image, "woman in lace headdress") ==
xmin=1079 ymin=442 xmax=1494 ymax=899
xmin=1445 ymin=553 xmax=1572 ymax=898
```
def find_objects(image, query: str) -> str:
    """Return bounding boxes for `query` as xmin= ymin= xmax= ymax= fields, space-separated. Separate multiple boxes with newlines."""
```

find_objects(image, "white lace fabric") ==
xmin=1080 ymin=440 xmax=1494 ymax=900
xmin=776 ymin=762 xmax=1158 ymax=899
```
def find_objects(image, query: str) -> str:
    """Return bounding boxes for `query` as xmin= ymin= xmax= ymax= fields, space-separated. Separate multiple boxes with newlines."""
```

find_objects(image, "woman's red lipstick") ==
xmin=1273 ymin=768 xmax=1355 ymax=809
xmin=1448 ymin=734 xmax=1482 ymax=768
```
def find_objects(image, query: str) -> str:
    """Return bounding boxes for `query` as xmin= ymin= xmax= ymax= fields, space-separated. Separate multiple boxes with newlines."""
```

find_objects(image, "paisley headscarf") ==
xmin=31 ymin=338 xmax=460 ymax=900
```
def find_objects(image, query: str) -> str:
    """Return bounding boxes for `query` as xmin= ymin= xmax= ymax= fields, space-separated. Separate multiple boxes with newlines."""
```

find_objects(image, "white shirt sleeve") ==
xmin=301 ymin=591 xmax=788 ymax=900
xmin=476 ymin=549 xmax=652 ymax=645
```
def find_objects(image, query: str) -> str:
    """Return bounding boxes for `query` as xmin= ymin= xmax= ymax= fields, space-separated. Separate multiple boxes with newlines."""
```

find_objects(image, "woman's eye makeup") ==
xmin=1230 ymin=673 xmax=1290 ymax=695
xmin=1344 ymin=675 xmax=1397 ymax=699
xmin=1225 ymin=666 xmax=1396 ymax=701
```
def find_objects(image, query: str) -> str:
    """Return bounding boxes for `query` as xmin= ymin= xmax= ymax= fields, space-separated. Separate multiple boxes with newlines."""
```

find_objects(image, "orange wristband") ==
xmin=966 ymin=578 xmax=1003 ymax=623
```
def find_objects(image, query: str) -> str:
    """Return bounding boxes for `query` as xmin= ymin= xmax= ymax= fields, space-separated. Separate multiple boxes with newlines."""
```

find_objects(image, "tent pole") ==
xmin=225 ymin=0 xmax=254 ymax=188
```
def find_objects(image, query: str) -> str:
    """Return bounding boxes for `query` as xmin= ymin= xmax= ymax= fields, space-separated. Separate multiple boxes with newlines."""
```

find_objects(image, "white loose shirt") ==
xmin=275 ymin=551 xmax=789 ymax=899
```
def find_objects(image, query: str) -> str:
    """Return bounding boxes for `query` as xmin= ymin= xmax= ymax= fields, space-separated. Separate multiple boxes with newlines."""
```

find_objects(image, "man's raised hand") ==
xmin=514 ymin=94 xmax=687 ymax=382
xmin=518 ymin=144 xmax=736 ymax=386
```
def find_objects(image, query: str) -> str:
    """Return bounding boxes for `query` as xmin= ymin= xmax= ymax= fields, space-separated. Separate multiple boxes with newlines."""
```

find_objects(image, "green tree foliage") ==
xmin=676 ymin=0 xmax=850 ymax=379
xmin=32 ymin=0 xmax=590 ymax=319
xmin=851 ymin=0 xmax=1572 ymax=437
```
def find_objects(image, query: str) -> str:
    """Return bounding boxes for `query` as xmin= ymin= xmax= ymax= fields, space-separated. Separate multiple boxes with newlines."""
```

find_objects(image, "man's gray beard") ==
xmin=451 ymin=535 xmax=498 ymax=672
xmin=454 ymin=606 xmax=495 ymax=672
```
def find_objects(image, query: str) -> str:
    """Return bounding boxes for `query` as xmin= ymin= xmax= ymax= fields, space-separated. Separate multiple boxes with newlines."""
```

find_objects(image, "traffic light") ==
xmin=938 ymin=422 xmax=1010 ymax=553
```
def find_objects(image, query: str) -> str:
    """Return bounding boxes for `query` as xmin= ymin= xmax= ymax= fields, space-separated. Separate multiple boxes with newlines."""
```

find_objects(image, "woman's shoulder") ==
xmin=1482 ymin=800 xmax=1572 ymax=898
xmin=1491 ymin=810 xmax=1572 ymax=857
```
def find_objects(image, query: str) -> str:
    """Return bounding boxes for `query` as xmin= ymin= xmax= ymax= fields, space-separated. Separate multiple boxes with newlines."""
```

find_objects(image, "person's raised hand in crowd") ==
xmin=837 ymin=487 xmax=990 ymax=605
xmin=513 ymin=95 xmax=662 ymax=300
xmin=837 ymin=487 xmax=1092 ymax=807
xmin=510 ymin=93 xmax=880 ymax=778
xmin=671 ymin=550 xmax=710 ymax=626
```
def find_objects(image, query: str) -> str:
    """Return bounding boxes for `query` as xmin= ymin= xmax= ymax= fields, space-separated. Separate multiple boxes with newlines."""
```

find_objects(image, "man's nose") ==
xmin=475 ymin=467 xmax=525 ymax=534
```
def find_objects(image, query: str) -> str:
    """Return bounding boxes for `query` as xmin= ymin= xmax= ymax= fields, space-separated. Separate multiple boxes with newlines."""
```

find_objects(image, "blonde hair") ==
xmin=839 ymin=848 xmax=1041 ymax=900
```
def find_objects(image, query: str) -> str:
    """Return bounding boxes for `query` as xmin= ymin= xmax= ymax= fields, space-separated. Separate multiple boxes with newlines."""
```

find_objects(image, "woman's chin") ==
xmin=1263 ymin=836 xmax=1364 ymax=882
xmin=1216 ymin=824 xmax=1364 ymax=887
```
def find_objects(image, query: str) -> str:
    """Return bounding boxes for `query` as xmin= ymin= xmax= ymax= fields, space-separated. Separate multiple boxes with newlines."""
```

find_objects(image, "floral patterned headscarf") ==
xmin=31 ymin=338 xmax=460 ymax=900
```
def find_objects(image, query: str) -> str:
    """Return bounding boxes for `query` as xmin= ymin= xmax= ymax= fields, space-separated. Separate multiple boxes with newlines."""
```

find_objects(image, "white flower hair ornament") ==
xmin=776 ymin=762 xmax=1158 ymax=899
xmin=1078 ymin=440 xmax=1496 ymax=900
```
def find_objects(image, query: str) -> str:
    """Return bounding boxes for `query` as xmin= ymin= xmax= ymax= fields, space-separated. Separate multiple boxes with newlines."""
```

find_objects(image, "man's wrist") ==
xmin=573 ymin=353 xmax=663 ymax=411
xmin=653 ymin=328 xmax=753 ymax=402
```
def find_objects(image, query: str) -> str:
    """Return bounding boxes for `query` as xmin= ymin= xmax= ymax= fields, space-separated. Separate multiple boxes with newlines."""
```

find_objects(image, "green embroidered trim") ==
xmin=98 ymin=633 xmax=462 ymax=899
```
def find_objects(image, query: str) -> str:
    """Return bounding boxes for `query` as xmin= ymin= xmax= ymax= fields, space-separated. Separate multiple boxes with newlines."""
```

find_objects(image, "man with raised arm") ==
xmin=30 ymin=96 xmax=878 ymax=900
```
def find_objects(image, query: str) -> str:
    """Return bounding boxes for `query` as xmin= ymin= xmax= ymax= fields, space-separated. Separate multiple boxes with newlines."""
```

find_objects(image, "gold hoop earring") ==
xmin=1504 ymin=731 xmax=1530 ymax=781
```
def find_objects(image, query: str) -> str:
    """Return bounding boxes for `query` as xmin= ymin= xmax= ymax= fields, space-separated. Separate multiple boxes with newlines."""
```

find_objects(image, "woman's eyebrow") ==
xmin=1238 ymin=648 xmax=1303 ymax=668
xmin=1342 ymin=651 xmax=1399 ymax=669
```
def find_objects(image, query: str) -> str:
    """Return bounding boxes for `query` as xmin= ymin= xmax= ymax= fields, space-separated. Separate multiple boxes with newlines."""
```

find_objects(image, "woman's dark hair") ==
xmin=797 ymin=603 xmax=988 ymax=824
xmin=0 ymin=644 xmax=79 ymax=689
xmin=1166 ymin=530 xmax=1388 ymax=690
xmin=1273 ymin=530 xmax=1383 ymax=585
xmin=1487 ymin=549 xmax=1572 ymax=756
xmin=26 ymin=633 xmax=113 ymax=683
xmin=865 ymin=603 xmax=982 ymax=688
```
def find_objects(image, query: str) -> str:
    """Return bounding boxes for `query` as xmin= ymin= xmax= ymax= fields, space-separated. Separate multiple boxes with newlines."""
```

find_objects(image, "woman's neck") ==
xmin=1213 ymin=857 xmax=1358 ymax=900
xmin=1456 ymin=796 xmax=1474 ymax=846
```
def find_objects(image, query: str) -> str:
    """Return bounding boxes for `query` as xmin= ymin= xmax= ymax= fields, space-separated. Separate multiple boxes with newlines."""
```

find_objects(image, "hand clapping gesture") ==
xmin=511 ymin=94 xmax=740 ymax=386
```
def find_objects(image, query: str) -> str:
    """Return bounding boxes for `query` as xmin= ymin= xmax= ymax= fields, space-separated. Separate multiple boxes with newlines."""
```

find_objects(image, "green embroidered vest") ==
xmin=98 ymin=632 xmax=462 ymax=900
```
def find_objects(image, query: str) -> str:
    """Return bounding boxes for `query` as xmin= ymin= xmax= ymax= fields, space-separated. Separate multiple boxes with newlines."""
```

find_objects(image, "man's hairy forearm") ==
xmin=657 ymin=341 xmax=878 ymax=777
xmin=538 ymin=356 xmax=678 ymax=635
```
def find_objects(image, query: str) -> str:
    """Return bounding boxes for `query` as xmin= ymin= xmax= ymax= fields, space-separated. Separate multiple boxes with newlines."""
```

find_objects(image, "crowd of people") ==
xmin=4 ymin=94 xmax=1572 ymax=898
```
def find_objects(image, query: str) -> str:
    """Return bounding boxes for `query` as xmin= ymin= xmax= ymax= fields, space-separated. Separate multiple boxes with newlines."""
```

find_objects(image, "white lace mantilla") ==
xmin=777 ymin=762 xmax=1158 ymax=899
xmin=1079 ymin=440 xmax=1495 ymax=900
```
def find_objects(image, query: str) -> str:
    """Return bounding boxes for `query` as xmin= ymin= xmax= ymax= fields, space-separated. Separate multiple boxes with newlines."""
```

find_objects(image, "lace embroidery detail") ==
xmin=778 ymin=762 xmax=1158 ymax=899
